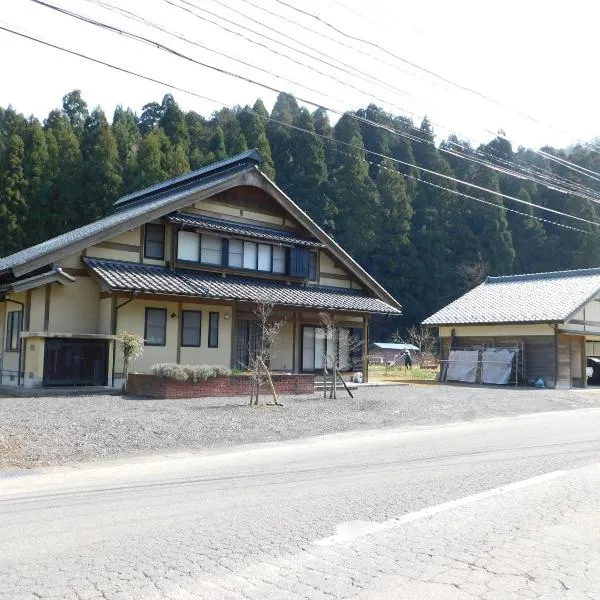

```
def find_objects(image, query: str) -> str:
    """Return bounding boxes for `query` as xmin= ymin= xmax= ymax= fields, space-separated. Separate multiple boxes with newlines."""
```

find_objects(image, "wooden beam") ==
xmin=94 ymin=241 xmax=141 ymax=253
xmin=43 ymin=284 xmax=51 ymax=331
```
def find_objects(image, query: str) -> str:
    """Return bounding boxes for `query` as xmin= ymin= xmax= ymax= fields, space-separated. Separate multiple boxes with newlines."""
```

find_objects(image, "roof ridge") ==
xmin=486 ymin=266 xmax=600 ymax=284
xmin=114 ymin=149 xmax=262 ymax=209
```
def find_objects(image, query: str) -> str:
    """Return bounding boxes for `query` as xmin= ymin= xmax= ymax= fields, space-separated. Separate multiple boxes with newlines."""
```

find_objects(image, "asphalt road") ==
xmin=2 ymin=408 xmax=600 ymax=599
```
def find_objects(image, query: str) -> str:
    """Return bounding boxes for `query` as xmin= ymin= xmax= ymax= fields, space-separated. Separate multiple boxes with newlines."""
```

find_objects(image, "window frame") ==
xmin=200 ymin=233 xmax=222 ymax=266
xmin=5 ymin=310 xmax=22 ymax=352
xmin=144 ymin=307 xmax=167 ymax=346
xmin=144 ymin=223 xmax=165 ymax=260
xmin=208 ymin=312 xmax=219 ymax=348
xmin=181 ymin=310 xmax=202 ymax=347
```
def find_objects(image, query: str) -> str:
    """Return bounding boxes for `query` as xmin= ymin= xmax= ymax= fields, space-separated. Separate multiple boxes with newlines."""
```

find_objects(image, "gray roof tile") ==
xmin=167 ymin=213 xmax=323 ymax=247
xmin=84 ymin=258 xmax=400 ymax=314
xmin=0 ymin=152 xmax=260 ymax=275
xmin=423 ymin=267 xmax=600 ymax=325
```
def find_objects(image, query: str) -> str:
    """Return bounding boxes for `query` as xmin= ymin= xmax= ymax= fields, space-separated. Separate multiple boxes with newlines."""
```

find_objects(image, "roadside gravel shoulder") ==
xmin=2 ymin=385 xmax=600 ymax=470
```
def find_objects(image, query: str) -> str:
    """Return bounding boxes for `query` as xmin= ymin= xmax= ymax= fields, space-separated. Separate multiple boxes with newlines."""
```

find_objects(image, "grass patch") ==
xmin=369 ymin=365 xmax=438 ymax=382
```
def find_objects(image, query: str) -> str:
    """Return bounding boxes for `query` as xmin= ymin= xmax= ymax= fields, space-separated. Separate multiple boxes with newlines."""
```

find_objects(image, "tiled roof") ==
xmin=167 ymin=213 xmax=323 ymax=247
xmin=84 ymin=258 xmax=401 ymax=314
xmin=423 ymin=267 xmax=600 ymax=325
xmin=0 ymin=151 xmax=261 ymax=276
xmin=114 ymin=149 xmax=262 ymax=208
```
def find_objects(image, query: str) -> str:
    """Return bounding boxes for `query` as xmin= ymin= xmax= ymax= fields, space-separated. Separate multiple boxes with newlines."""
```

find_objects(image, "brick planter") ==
xmin=126 ymin=373 xmax=315 ymax=399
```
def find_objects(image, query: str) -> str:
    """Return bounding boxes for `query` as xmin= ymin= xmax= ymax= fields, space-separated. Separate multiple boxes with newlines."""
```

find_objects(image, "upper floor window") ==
xmin=5 ymin=311 xmax=22 ymax=352
xmin=144 ymin=223 xmax=165 ymax=260
xmin=201 ymin=234 xmax=222 ymax=265
xmin=144 ymin=307 xmax=166 ymax=346
xmin=177 ymin=230 xmax=298 ymax=277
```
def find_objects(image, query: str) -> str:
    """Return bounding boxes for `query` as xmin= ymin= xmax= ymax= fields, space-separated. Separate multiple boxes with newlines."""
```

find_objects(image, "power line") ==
xmin=75 ymin=0 xmax=600 ymax=203
xmin=23 ymin=0 xmax=600 ymax=228
xmin=274 ymin=0 xmax=600 ymax=156
xmin=2 ymin=19 xmax=598 ymax=235
xmin=217 ymin=0 xmax=600 ymax=197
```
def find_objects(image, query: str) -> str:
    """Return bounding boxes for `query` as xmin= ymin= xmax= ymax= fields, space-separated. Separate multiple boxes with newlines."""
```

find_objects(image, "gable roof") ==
xmin=84 ymin=258 xmax=400 ymax=314
xmin=423 ymin=267 xmax=600 ymax=326
xmin=167 ymin=213 xmax=324 ymax=247
xmin=0 ymin=149 xmax=401 ymax=310
xmin=0 ymin=150 xmax=261 ymax=278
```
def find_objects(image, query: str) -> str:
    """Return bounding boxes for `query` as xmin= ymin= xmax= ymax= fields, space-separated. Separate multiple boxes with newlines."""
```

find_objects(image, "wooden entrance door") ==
xmin=43 ymin=339 xmax=108 ymax=386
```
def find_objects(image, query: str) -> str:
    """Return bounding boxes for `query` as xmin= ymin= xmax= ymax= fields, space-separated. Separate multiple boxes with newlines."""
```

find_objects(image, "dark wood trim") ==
xmin=61 ymin=268 xmax=88 ymax=277
xmin=110 ymin=295 xmax=117 ymax=334
xmin=43 ymin=284 xmax=51 ymax=331
xmin=174 ymin=260 xmax=306 ymax=283
xmin=139 ymin=227 xmax=144 ymax=263
xmin=319 ymin=272 xmax=353 ymax=281
xmin=24 ymin=290 xmax=31 ymax=330
xmin=176 ymin=301 xmax=182 ymax=363
xmin=567 ymin=318 xmax=600 ymax=328
xmin=94 ymin=241 xmax=141 ymax=253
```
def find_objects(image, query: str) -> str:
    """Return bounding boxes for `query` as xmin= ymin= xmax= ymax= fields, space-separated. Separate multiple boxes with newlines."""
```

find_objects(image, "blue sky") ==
xmin=1 ymin=0 xmax=597 ymax=150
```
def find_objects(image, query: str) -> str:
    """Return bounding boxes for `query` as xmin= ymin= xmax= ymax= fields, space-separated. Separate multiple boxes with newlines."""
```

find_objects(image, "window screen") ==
xmin=144 ymin=223 xmax=165 ymax=259
xmin=228 ymin=239 xmax=243 ymax=268
xmin=208 ymin=312 xmax=219 ymax=348
xmin=201 ymin=234 xmax=222 ymax=265
xmin=243 ymin=241 xmax=257 ymax=270
xmin=181 ymin=310 xmax=201 ymax=346
xmin=144 ymin=308 xmax=166 ymax=346
xmin=257 ymin=244 xmax=272 ymax=272
xmin=177 ymin=231 xmax=200 ymax=261
xmin=272 ymin=246 xmax=286 ymax=274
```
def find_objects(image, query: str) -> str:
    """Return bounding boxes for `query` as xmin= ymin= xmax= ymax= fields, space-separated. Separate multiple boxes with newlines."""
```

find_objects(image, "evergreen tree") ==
xmin=62 ymin=90 xmax=89 ymax=138
xmin=81 ymin=108 xmax=122 ymax=222
xmin=159 ymin=94 xmax=190 ymax=150
xmin=0 ymin=134 xmax=27 ymax=255
xmin=185 ymin=111 xmax=208 ymax=169
xmin=237 ymin=101 xmax=275 ymax=178
xmin=112 ymin=106 xmax=140 ymax=193
xmin=43 ymin=110 xmax=83 ymax=234
xmin=22 ymin=118 xmax=50 ymax=244
xmin=205 ymin=126 xmax=227 ymax=164
xmin=139 ymin=101 xmax=163 ymax=135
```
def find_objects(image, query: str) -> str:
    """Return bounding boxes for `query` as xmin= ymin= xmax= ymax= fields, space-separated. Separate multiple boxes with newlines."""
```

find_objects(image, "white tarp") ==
xmin=481 ymin=349 xmax=515 ymax=385
xmin=446 ymin=350 xmax=479 ymax=382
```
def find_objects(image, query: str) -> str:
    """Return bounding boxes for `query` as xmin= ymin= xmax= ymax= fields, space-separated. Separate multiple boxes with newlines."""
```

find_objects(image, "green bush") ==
xmin=150 ymin=363 xmax=231 ymax=382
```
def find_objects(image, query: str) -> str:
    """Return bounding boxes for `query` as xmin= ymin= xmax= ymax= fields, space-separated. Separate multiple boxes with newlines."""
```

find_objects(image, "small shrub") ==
xmin=213 ymin=365 xmax=231 ymax=377
xmin=150 ymin=363 xmax=230 ymax=382
xmin=151 ymin=363 xmax=187 ymax=382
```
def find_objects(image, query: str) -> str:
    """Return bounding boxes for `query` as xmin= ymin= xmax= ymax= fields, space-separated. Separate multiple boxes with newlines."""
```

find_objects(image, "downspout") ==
xmin=5 ymin=297 xmax=25 ymax=387
xmin=111 ymin=292 xmax=137 ymax=388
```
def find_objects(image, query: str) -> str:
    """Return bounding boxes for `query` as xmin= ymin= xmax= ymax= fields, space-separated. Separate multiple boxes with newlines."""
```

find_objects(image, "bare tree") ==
xmin=318 ymin=312 xmax=362 ymax=398
xmin=249 ymin=300 xmax=285 ymax=406
xmin=456 ymin=261 xmax=489 ymax=293
xmin=392 ymin=325 xmax=438 ymax=368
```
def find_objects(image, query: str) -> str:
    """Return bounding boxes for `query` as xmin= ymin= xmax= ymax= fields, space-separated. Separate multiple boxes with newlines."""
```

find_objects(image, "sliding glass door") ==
xmin=301 ymin=326 xmax=353 ymax=372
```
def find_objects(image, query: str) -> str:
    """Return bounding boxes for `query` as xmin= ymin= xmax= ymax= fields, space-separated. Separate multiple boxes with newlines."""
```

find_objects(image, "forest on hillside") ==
xmin=1 ymin=90 xmax=600 ymax=333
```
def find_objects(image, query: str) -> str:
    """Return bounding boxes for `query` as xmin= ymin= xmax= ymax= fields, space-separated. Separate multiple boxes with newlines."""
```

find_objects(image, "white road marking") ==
xmin=314 ymin=469 xmax=568 ymax=546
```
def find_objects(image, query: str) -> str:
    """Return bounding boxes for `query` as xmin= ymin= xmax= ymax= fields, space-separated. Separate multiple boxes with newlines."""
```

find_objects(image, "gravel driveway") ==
xmin=2 ymin=384 xmax=600 ymax=470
